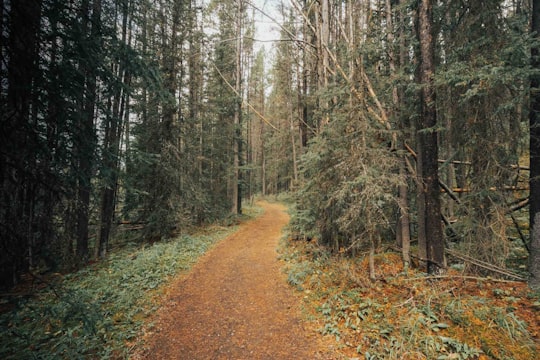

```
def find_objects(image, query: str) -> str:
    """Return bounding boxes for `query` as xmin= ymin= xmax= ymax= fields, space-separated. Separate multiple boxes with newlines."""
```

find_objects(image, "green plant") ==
xmin=286 ymin=261 xmax=314 ymax=290
xmin=436 ymin=336 xmax=482 ymax=360
xmin=0 ymin=227 xmax=237 ymax=359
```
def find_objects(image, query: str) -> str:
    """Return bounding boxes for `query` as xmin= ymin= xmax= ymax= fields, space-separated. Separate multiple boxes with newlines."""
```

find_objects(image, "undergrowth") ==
xmin=280 ymin=238 xmax=540 ymax=360
xmin=0 ymin=223 xmax=243 ymax=359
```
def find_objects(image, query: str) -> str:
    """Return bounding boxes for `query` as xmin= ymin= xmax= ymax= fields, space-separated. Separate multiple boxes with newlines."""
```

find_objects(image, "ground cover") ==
xmin=280 ymin=238 xmax=540 ymax=360
xmin=0 ymin=223 xmax=241 ymax=359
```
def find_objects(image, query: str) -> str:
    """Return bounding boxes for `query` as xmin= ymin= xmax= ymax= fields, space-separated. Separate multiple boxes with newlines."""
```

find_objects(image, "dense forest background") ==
xmin=1 ymin=0 xmax=540 ymax=290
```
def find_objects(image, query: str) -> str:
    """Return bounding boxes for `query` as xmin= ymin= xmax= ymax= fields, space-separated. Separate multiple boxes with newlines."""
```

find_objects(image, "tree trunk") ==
xmin=398 ymin=161 xmax=411 ymax=271
xmin=232 ymin=0 xmax=244 ymax=214
xmin=386 ymin=0 xmax=411 ymax=269
xmin=417 ymin=0 xmax=445 ymax=274
xmin=76 ymin=0 xmax=101 ymax=263
xmin=410 ymin=5 xmax=427 ymax=267
xmin=529 ymin=0 xmax=540 ymax=289
xmin=290 ymin=101 xmax=299 ymax=186
xmin=318 ymin=0 xmax=330 ymax=129
xmin=96 ymin=0 xmax=131 ymax=259
xmin=1 ymin=0 xmax=42 ymax=287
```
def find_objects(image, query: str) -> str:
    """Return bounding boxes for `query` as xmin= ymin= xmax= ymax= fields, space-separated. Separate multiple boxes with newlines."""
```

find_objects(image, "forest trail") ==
xmin=135 ymin=201 xmax=339 ymax=359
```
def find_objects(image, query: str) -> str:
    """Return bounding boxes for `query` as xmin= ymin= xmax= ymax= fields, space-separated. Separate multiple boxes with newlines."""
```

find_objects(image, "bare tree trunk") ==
xmin=385 ymin=0 xmax=410 ymax=269
xmin=76 ymin=0 xmax=101 ymax=263
xmin=417 ymin=0 xmax=445 ymax=274
xmin=290 ymin=103 xmax=298 ymax=186
xmin=261 ymin=125 xmax=266 ymax=196
xmin=369 ymin=239 xmax=376 ymax=281
xmin=398 ymin=161 xmax=411 ymax=270
xmin=319 ymin=0 xmax=330 ymax=128
xmin=96 ymin=0 xmax=131 ymax=259
xmin=231 ymin=0 xmax=244 ymax=214
xmin=529 ymin=0 xmax=540 ymax=289
xmin=260 ymin=68 xmax=266 ymax=196
xmin=2 ymin=0 xmax=42 ymax=286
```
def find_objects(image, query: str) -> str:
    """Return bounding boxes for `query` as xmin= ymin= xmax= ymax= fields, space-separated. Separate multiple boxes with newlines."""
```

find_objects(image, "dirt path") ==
xmin=136 ymin=201 xmax=338 ymax=360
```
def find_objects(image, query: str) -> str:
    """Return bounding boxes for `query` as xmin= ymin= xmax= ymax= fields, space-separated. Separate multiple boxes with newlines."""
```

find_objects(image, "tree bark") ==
xmin=386 ymin=0 xmax=411 ymax=269
xmin=417 ymin=0 xmax=445 ymax=274
xmin=2 ymin=0 xmax=42 ymax=287
xmin=96 ymin=0 xmax=131 ymax=259
xmin=76 ymin=0 xmax=101 ymax=263
xmin=529 ymin=0 xmax=540 ymax=289
xmin=232 ymin=0 xmax=244 ymax=214
xmin=319 ymin=0 xmax=330 ymax=129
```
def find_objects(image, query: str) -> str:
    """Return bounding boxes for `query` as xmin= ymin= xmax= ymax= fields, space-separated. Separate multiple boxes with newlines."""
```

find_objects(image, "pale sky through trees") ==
xmin=252 ymin=0 xmax=280 ymax=55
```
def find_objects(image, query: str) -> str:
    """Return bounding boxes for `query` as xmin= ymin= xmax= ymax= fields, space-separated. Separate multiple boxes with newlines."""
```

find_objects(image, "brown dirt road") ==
xmin=135 ymin=201 xmax=340 ymax=360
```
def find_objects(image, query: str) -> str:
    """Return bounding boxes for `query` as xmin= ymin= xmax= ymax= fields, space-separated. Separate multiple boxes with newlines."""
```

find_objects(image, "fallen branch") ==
xmin=117 ymin=225 xmax=145 ymax=231
xmin=388 ymin=245 xmax=526 ymax=281
xmin=437 ymin=159 xmax=529 ymax=171
xmin=445 ymin=249 xmax=526 ymax=281
xmin=446 ymin=186 xmax=529 ymax=193
xmin=438 ymin=180 xmax=462 ymax=205
xmin=507 ymin=198 xmax=529 ymax=213
xmin=400 ymin=275 xmax=524 ymax=284
xmin=393 ymin=296 xmax=415 ymax=307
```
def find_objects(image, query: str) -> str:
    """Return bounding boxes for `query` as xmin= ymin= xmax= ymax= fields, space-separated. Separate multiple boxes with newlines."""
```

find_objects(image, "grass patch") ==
xmin=280 ymin=238 xmax=540 ymax=360
xmin=0 ymin=218 xmax=250 ymax=359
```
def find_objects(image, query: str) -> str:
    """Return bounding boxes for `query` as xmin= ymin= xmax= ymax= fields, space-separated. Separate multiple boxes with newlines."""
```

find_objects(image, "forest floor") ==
xmin=4 ymin=199 xmax=534 ymax=358
xmin=133 ymin=201 xmax=342 ymax=359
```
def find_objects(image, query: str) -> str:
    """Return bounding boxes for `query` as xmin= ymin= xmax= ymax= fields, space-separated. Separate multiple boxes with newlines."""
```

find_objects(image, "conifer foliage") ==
xmin=0 ymin=0 xmax=538 ymax=289
xmin=0 ymin=0 xmax=252 ymax=288
xmin=284 ymin=0 xmax=536 ymax=282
